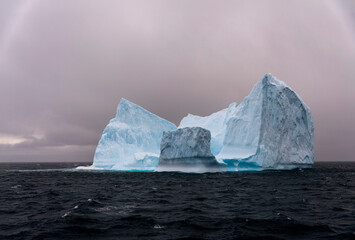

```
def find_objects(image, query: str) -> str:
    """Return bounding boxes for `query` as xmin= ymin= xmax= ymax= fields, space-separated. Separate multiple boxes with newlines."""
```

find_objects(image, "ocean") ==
xmin=0 ymin=162 xmax=354 ymax=240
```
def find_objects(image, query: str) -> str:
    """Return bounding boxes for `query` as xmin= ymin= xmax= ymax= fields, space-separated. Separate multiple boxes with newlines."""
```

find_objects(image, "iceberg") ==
xmin=218 ymin=74 xmax=314 ymax=170
xmin=84 ymin=73 xmax=313 ymax=172
xmin=157 ymin=127 xmax=224 ymax=172
xmin=91 ymin=98 xmax=176 ymax=170
xmin=178 ymin=102 xmax=237 ymax=156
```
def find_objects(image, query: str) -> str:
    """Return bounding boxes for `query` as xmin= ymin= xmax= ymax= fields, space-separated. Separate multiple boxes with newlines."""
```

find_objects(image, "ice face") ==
xmin=178 ymin=102 xmax=237 ymax=156
xmin=92 ymin=98 xmax=176 ymax=170
xmin=217 ymin=74 xmax=314 ymax=170
xmin=157 ymin=127 xmax=224 ymax=172
xmin=217 ymin=79 xmax=264 ymax=162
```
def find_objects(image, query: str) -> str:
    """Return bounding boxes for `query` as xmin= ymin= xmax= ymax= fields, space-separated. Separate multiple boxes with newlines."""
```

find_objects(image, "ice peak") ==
xmin=119 ymin=97 xmax=130 ymax=104
xmin=260 ymin=73 xmax=287 ymax=91
xmin=116 ymin=98 xmax=146 ymax=122
xmin=116 ymin=98 xmax=140 ymax=114
xmin=259 ymin=74 xmax=311 ymax=113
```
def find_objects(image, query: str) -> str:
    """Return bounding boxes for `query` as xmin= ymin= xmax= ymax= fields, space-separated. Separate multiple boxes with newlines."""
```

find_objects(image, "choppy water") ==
xmin=0 ymin=162 xmax=354 ymax=240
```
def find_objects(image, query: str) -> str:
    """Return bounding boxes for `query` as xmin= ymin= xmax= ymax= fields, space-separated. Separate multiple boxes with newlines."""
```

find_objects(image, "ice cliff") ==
xmin=157 ymin=127 xmax=224 ymax=172
xmin=218 ymin=74 xmax=314 ymax=170
xmin=92 ymin=98 xmax=176 ymax=170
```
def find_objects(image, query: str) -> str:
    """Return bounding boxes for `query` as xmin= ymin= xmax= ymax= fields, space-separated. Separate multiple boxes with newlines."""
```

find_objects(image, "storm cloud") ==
xmin=0 ymin=0 xmax=354 ymax=162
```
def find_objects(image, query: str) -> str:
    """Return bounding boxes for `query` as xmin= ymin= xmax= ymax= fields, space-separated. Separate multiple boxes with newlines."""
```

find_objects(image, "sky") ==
xmin=0 ymin=0 xmax=354 ymax=163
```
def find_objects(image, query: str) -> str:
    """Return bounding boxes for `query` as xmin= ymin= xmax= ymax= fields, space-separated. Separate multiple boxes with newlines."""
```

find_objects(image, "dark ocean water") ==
xmin=0 ymin=162 xmax=354 ymax=240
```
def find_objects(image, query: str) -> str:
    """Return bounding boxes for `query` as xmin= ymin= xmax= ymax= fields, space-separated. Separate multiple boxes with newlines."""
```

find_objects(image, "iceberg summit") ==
xmin=85 ymin=74 xmax=314 ymax=172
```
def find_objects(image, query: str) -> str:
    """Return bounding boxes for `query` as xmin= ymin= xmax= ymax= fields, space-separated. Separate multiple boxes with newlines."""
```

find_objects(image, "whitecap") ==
xmin=62 ymin=211 xmax=71 ymax=218
xmin=153 ymin=224 xmax=165 ymax=229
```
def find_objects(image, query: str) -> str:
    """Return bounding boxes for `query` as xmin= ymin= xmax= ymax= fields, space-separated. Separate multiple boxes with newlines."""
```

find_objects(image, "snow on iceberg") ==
xmin=217 ymin=74 xmax=314 ymax=170
xmin=157 ymin=127 xmax=224 ymax=173
xmin=178 ymin=102 xmax=237 ymax=156
xmin=91 ymin=98 xmax=176 ymax=170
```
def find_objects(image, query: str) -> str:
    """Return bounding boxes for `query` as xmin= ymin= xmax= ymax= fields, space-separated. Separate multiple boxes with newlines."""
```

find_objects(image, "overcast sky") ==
xmin=0 ymin=0 xmax=354 ymax=162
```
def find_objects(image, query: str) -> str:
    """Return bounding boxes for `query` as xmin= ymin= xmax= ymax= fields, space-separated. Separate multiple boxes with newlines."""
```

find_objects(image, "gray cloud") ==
xmin=0 ymin=0 xmax=354 ymax=162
